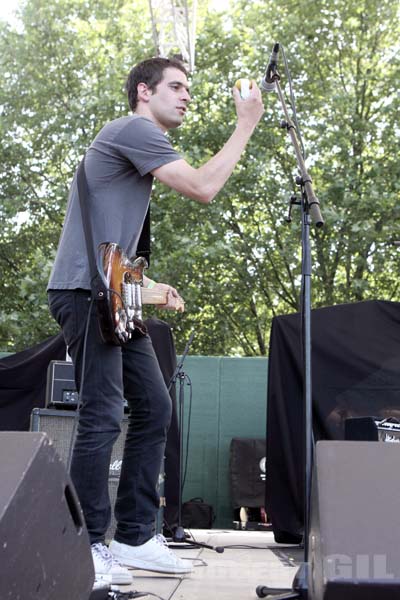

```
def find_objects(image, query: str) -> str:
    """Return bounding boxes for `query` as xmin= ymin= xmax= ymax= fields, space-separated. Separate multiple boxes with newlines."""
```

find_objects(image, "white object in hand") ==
xmin=235 ymin=78 xmax=252 ymax=99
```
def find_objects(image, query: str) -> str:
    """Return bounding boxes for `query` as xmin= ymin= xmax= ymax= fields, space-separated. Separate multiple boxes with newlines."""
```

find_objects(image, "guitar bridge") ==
xmin=97 ymin=242 xmax=148 ymax=345
xmin=122 ymin=280 xmax=143 ymax=330
xmin=114 ymin=307 xmax=129 ymax=342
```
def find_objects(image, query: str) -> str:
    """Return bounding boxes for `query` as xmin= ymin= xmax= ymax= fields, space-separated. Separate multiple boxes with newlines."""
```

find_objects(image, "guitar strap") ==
xmin=76 ymin=156 xmax=150 ymax=346
xmin=136 ymin=207 xmax=151 ymax=267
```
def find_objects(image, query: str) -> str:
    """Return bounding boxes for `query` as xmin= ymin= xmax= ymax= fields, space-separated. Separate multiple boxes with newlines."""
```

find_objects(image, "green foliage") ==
xmin=0 ymin=0 xmax=153 ymax=350
xmin=0 ymin=0 xmax=399 ymax=354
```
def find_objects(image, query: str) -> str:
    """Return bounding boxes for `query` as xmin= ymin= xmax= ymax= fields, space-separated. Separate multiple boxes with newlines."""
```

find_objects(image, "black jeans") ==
xmin=48 ymin=289 xmax=172 ymax=546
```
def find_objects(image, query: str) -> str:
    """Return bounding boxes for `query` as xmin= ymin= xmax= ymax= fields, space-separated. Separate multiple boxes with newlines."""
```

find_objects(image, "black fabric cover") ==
xmin=267 ymin=300 xmax=400 ymax=543
xmin=0 ymin=334 xmax=66 ymax=431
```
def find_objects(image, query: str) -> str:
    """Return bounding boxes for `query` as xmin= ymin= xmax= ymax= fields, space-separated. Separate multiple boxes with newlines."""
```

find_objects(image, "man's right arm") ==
xmin=152 ymin=83 xmax=264 ymax=204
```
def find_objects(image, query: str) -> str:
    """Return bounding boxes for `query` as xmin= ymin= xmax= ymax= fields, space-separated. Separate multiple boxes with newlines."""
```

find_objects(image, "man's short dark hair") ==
xmin=126 ymin=57 xmax=188 ymax=112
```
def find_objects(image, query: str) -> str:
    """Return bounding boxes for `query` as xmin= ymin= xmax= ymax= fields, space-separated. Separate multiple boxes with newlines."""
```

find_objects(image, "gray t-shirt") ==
xmin=47 ymin=114 xmax=180 ymax=290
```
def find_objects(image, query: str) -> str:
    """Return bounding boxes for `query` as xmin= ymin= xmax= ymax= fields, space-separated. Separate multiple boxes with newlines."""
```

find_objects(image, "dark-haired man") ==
xmin=47 ymin=57 xmax=264 ymax=584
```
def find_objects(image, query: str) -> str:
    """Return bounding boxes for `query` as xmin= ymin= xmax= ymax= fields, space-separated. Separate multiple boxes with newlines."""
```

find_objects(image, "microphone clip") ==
xmin=260 ymin=42 xmax=281 ymax=93
xmin=266 ymin=62 xmax=280 ymax=85
xmin=286 ymin=194 xmax=300 ymax=223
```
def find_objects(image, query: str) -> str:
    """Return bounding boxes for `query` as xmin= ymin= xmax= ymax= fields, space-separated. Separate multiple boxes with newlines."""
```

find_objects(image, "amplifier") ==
xmin=45 ymin=360 xmax=128 ymax=411
xmin=45 ymin=360 xmax=78 ymax=408
xmin=376 ymin=419 xmax=400 ymax=443
xmin=30 ymin=408 xmax=164 ymax=540
xmin=345 ymin=416 xmax=400 ymax=443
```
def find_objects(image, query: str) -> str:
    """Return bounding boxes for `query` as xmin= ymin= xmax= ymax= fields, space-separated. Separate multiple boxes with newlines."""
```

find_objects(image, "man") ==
xmin=47 ymin=57 xmax=264 ymax=584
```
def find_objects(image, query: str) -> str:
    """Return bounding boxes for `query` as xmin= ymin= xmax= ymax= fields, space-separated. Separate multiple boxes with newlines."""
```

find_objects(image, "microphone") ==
xmin=260 ymin=42 xmax=280 ymax=93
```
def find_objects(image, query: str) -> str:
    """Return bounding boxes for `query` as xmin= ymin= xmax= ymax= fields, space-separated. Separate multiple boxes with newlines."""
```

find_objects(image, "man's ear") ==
xmin=137 ymin=82 xmax=152 ymax=103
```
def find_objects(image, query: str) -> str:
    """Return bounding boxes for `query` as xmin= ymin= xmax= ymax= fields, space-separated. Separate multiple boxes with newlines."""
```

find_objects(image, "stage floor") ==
xmin=102 ymin=529 xmax=303 ymax=599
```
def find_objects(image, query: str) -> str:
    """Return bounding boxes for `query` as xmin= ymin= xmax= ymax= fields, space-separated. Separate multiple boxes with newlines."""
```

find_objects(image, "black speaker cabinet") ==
xmin=309 ymin=441 xmax=400 ymax=600
xmin=30 ymin=408 xmax=164 ymax=540
xmin=229 ymin=437 xmax=266 ymax=508
xmin=0 ymin=432 xmax=94 ymax=600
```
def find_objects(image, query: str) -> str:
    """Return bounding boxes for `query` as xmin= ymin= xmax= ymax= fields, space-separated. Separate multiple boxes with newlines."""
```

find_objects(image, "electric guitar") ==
xmin=96 ymin=242 xmax=184 ymax=345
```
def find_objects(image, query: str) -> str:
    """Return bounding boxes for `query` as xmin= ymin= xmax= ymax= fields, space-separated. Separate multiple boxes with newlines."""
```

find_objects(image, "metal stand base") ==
xmin=172 ymin=525 xmax=187 ymax=543
xmin=170 ymin=526 xmax=225 ymax=553
xmin=256 ymin=563 xmax=308 ymax=599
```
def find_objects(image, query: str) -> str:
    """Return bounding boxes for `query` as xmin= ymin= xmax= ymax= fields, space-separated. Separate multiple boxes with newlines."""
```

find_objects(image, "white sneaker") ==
xmin=91 ymin=542 xmax=133 ymax=585
xmin=109 ymin=534 xmax=193 ymax=574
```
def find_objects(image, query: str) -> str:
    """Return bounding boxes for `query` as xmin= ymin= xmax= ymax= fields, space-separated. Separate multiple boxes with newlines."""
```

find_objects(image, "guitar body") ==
xmin=96 ymin=242 xmax=147 ymax=345
xmin=96 ymin=242 xmax=183 ymax=346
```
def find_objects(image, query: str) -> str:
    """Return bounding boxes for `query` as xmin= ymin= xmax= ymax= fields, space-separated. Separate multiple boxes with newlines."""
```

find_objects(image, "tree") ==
xmin=151 ymin=0 xmax=400 ymax=354
xmin=0 ymin=0 xmax=399 ymax=355
xmin=0 ymin=0 xmax=154 ymax=350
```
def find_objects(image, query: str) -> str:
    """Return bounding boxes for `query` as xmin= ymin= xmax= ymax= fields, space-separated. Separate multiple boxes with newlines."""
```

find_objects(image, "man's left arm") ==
xmin=143 ymin=274 xmax=184 ymax=312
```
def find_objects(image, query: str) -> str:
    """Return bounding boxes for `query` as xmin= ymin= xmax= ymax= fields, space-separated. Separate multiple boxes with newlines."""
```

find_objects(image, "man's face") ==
xmin=145 ymin=67 xmax=191 ymax=131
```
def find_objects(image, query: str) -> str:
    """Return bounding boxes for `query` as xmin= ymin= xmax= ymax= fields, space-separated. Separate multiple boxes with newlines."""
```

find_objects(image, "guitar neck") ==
xmin=141 ymin=287 xmax=168 ymax=305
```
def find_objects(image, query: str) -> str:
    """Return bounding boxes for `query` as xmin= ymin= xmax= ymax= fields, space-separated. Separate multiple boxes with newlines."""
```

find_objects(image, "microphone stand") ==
xmin=256 ymin=61 xmax=324 ymax=600
xmin=167 ymin=331 xmax=225 ymax=554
